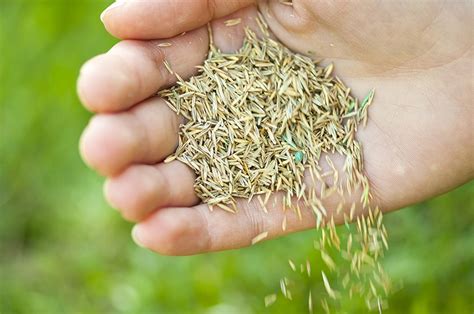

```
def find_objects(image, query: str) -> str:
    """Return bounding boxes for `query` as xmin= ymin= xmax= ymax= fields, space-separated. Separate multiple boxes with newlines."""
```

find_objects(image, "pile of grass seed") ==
xmin=159 ymin=17 xmax=390 ymax=312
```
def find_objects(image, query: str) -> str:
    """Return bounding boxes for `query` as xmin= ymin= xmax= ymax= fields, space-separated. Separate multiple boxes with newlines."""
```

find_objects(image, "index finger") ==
xmin=101 ymin=0 xmax=255 ymax=39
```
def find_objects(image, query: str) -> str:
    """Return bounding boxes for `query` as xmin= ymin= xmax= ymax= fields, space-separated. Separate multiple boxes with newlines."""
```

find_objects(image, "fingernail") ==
xmin=131 ymin=225 xmax=146 ymax=248
xmin=100 ymin=1 xmax=125 ymax=23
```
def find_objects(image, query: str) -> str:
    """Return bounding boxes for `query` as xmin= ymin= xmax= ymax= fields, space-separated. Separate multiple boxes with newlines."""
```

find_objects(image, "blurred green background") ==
xmin=1 ymin=1 xmax=473 ymax=313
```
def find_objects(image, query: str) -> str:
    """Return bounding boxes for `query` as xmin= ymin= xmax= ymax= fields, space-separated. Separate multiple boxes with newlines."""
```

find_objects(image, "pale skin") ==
xmin=77 ymin=0 xmax=473 ymax=255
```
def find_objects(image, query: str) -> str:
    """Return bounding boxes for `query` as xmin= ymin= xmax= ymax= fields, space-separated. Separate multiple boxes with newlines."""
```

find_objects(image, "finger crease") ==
xmin=197 ymin=207 xmax=214 ymax=252
xmin=153 ymin=165 xmax=171 ymax=207
xmin=206 ymin=0 xmax=217 ymax=21
xmin=242 ymin=201 xmax=267 ymax=239
xmin=130 ymin=110 xmax=153 ymax=163
xmin=145 ymin=41 xmax=175 ymax=88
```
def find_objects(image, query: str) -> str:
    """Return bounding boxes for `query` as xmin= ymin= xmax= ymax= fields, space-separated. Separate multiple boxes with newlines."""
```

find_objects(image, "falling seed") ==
xmin=264 ymin=294 xmax=277 ymax=307
xmin=251 ymin=231 xmax=268 ymax=245
xmin=288 ymin=259 xmax=296 ymax=271
xmin=321 ymin=298 xmax=330 ymax=314
xmin=321 ymin=271 xmax=337 ymax=299
xmin=321 ymin=250 xmax=336 ymax=271
xmin=157 ymin=13 xmax=389 ymax=311
xmin=281 ymin=216 xmax=287 ymax=231
xmin=280 ymin=278 xmax=287 ymax=298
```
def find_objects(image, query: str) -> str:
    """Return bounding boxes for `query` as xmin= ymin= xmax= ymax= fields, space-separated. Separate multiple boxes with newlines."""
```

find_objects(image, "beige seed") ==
xmin=216 ymin=203 xmax=236 ymax=214
xmin=158 ymin=42 xmax=172 ymax=47
xmin=157 ymin=17 xmax=388 ymax=310
xmin=162 ymin=59 xmax=173 ymax=75
xmin=281 ymin=215 xmax=287 ymax=231
xmin=224 ymin=18 xmax=242 ymax=27
xmin=321 ymin=271 xmax=337 ymax=299
xmin=264 ymin=294 xmax=277 ymax=307
xmin=163 ymin=154 xmax=177 ymax=163
xmin=288 ymin=259 xmax=296 ymax=271
xmin=251 ymin=231 xmax=268 ymax=245
xmin=280 ymin=0 xmax=293 ymax=6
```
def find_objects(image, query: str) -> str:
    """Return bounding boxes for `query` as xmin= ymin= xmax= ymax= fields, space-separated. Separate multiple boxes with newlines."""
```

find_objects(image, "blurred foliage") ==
xmin=0 ymin=1 xmax=473 ymax=313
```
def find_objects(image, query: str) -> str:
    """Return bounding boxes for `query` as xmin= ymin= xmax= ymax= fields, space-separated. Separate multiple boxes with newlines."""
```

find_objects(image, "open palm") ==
xmin=78 ymin=0 xmax=473 ymax=255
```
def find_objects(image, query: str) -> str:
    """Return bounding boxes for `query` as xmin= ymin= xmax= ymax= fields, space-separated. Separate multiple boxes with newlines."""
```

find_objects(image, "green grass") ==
xmin=1 ymin=1 xmax=473 ymax=313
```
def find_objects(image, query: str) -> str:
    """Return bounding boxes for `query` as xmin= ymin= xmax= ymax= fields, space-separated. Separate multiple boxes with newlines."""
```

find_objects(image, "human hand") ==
xmin=78 ymin=0 xmax=473 ymax=255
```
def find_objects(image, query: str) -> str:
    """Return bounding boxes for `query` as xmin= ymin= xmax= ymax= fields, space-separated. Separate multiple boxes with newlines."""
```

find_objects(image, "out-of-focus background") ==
xmin=1 ymin=1 xmax=473 ymax=313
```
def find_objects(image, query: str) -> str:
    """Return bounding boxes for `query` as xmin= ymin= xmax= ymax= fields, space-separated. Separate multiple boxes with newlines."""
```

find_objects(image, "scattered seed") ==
xmin=157 ymin=15 xmax=389 ymax=312
xmin=224 ymin=18 xmax=242 ymax=27
xmin=280 ymin=0 xmax=293 ymax=6
xmin=158 ymin=42 xmax=172 ymax=47
xmin=251 ymin=231 xmax=268 ymax=245
xmin=281 ymin=215 xmax=287 ymax=231
xmin=163 ymin=154 xmax=177 ymax=163
xmin=321 ymin=271 xmax=337 ymax=299
xmin=162 ymin=59 xmax=173 ymax=75
xmin=264 ymin=294 xmax=277 ymax=307
xmin=321 ymin=250 xmax=336 ymax=271
xmin=288 ymin=259 xmax=296 ymax=271
xmin=280 ymin=278 xmax=287 ymax=298
xmin=216 ymin=203 xmax=236 ymax=214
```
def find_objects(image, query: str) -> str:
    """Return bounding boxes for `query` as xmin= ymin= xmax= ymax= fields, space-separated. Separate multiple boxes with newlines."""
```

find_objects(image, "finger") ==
xmin=101 ymin=0 xmax=255 ymax=40
xmin=77 ymin=27 xmax=209 ymax=113
xmin=80 ymin=96 xmax=181 ymax=176
xmin=80 ymin=6 xmax=264 ymax=176
xmin=104 ymin=161 xmax=198 ymax=222
xmin=78 ymin=5 xmax=262 ymax=113
xmin=131 ymin=197 xmax=311 ymax=255
xmin=210 ymin=5 xmax=263 ymax=53
xmin=131 ymin=183 xmax=364 ymax=255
